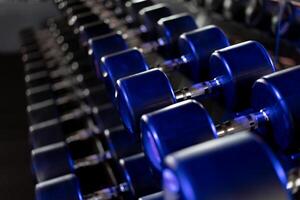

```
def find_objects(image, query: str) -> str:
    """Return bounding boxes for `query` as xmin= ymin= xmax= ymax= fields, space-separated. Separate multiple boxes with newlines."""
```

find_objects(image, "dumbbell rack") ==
xmin=20 ymin=0 xmax=300 ymax=200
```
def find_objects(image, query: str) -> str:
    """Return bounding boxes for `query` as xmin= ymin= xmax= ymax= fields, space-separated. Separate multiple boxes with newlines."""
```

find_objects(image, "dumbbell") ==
xmin=29 ymin=97 xmax=123 ymax=148
xmin=163 ymin=132 xmax=294 ymax=200
xmin=90 ymin=13 xmax=198 ymax=79
xmin=31 ymin=125 xmax=140 ymax=181
xmin=32 ymin=140 xmax=107 ymax=182
xmin=114 ymin=0 xmax=154 ymax=28
xmin=140 ymin=65 xmax=300 ymax=171
xmin=29 ymin=108 xmax=95 ymax=148
xmin=35 ymin=153 xmax=160 ymax=200
xmin=116 ymin=40 xmax=275 ymax=134
xmin=100 ymin=25 xmax=229 ymax=103
xmin=100 ymin=3 xmax=174 ymax=46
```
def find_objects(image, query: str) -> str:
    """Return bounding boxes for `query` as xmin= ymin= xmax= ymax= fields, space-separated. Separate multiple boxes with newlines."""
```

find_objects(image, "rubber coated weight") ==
xmin=35 ymin=174 xmax=82 ymax=200
xmin=158 ymin=13 xmax=198 ymax=54
xmin=116 ymin=41 xmax=275 ymax=134
xmin=32 ymin=142 xmax=74 ymax=182
xmin=116 ymin=69 xmax=176 ymax=134
xmin=119 ymin=153 xmax=160 ymax=198
xmin=88 ymin=33 xmax=128 ymax=79
xmin=163 ymin=133 xmax=290 ymax=200
xmin=141 ymin=100 xmax=217 ymax=171
xmin=251 ymin=66 xmax=300 ymax=152
xmin=207 ymin=40 xmax=275 ymax=110
xmin=139 ymin=3 xmax=172 ymax=38
xmin=177 ymin=25 xmax=230 ymax=81
xmin=101 ymin=48 xmax=150 ymax=102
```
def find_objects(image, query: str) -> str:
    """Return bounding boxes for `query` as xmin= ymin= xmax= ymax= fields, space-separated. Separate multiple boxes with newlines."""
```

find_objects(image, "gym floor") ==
xmin=0 ymin=53 xmax=34 ymax=199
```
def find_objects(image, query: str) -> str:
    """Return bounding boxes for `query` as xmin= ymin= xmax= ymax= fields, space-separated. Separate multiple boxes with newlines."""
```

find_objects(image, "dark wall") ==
xmin=0 ymin=1 xmax=58 ymax=199
xmin=0 ymin=1 xmax=58 ymax=53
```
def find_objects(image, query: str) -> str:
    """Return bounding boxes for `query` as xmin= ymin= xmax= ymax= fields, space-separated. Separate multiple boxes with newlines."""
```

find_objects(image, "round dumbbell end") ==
xmin=119 ymin=153 xmax=160 ymax=198
xmin=141 ymin=100 xmax=217 ymax=171
xmin=88 ymin=33 xmax=128 ymax=79
xmin=164 ymin=132 xmax=290 ymax=200
xmin=252 ymin=66 xmax=300 ymax=152
xmin=209 ymin=40 xmax=275 ymax=111
xmin=101 ymin=48 xmax=149 ymax=102
xmin=178 ymin=25 xmax=230 ymax=82
xmin=32 ymin=142 xmax=74 ymax=182
xmin=104 ymin=126 xmax=141 ymax=159
xmin=36 ymin=174 xmax=82 ymax=200
xmin=158 ymin=13 xmax=198 ymax=47
xmin=116 ymin=69 xmax=176 ymax=134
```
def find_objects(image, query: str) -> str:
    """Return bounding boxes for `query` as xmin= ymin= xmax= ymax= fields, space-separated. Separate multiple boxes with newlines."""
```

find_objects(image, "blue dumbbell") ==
xmin=122 ymin=12 xmax=198 ymax=56
xmin=89 ymin=13 xmax=197 ymax=79
xmin=116 ymin=41 xmax=275 ymax=134
xmin=101 ymin=25 xmax=229 ymax=101
xmin=35 ymin=153 xmax=160 ymax=200
xmin=32 ymin=141 xmax=109 ymax=182
xmin=109 ymin=3 xmax=173 ymax=42
xmin=121 ymin=3 xmax=173 ymax=41
xmin=163 ymin=132 xmax=293 ymax=200
xmin=141 ymin=65 xmax=300 ymax=171
xmin=32 ymin=125 xmax=140 ymax=181
xmin=29 ymin=99 xmax=122 ymax=148
xmin=88 ymin=32 xmax=129 ymax=79
xmin=124 ymin=0 xmax=154 ymax=27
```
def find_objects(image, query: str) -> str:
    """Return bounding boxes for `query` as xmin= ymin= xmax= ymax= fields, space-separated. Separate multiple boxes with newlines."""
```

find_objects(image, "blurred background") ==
xmin=0 ymin=1 xmax=57 ymax=198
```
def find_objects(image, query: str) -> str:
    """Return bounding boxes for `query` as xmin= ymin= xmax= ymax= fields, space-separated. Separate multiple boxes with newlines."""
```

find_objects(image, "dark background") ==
xmin=0 ymin=2 xmax=58 ymax=199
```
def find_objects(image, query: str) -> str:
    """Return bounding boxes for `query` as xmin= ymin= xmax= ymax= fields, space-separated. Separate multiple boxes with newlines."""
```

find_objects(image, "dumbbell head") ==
xmin=139 ymin=3 xmax=172 ymax=37
xmin=32 ymin=142 xmax=74 ymax=182
xmin=116 ymin=69 xmax=176 ymax=134
xmin=104 ymin=126 xmax=141 ymax=159
xmin=101 ymin=48 xmax=149 ymax=101
xmin=158 ymin=13 xmax=197 ymax=50
xmin=178 ymin=25 xmax=230 ymax=81
xmin=119 ymin=153 xmax=160 ymax=198
xmin=79 ymin=21 xmax=112 ymax=44
xmin=35 ymin=174 xmax=82 ymax=200
xmin=251 ymin=66 xmax=300 ymax=152
xmin=164 ymin=132 xmax=290 ymax=200
xmin=126 ymin=0 xmax=154 ymax=25
xmin=29 ymin=121 xmax=64 ymax=148
xmin=209 ymin=40 xmax=275 ymax=111
xmin=88 ymin=33 xmax=128 ymax=79
xmin=141 ymin=100 xmax=217 ymax=171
